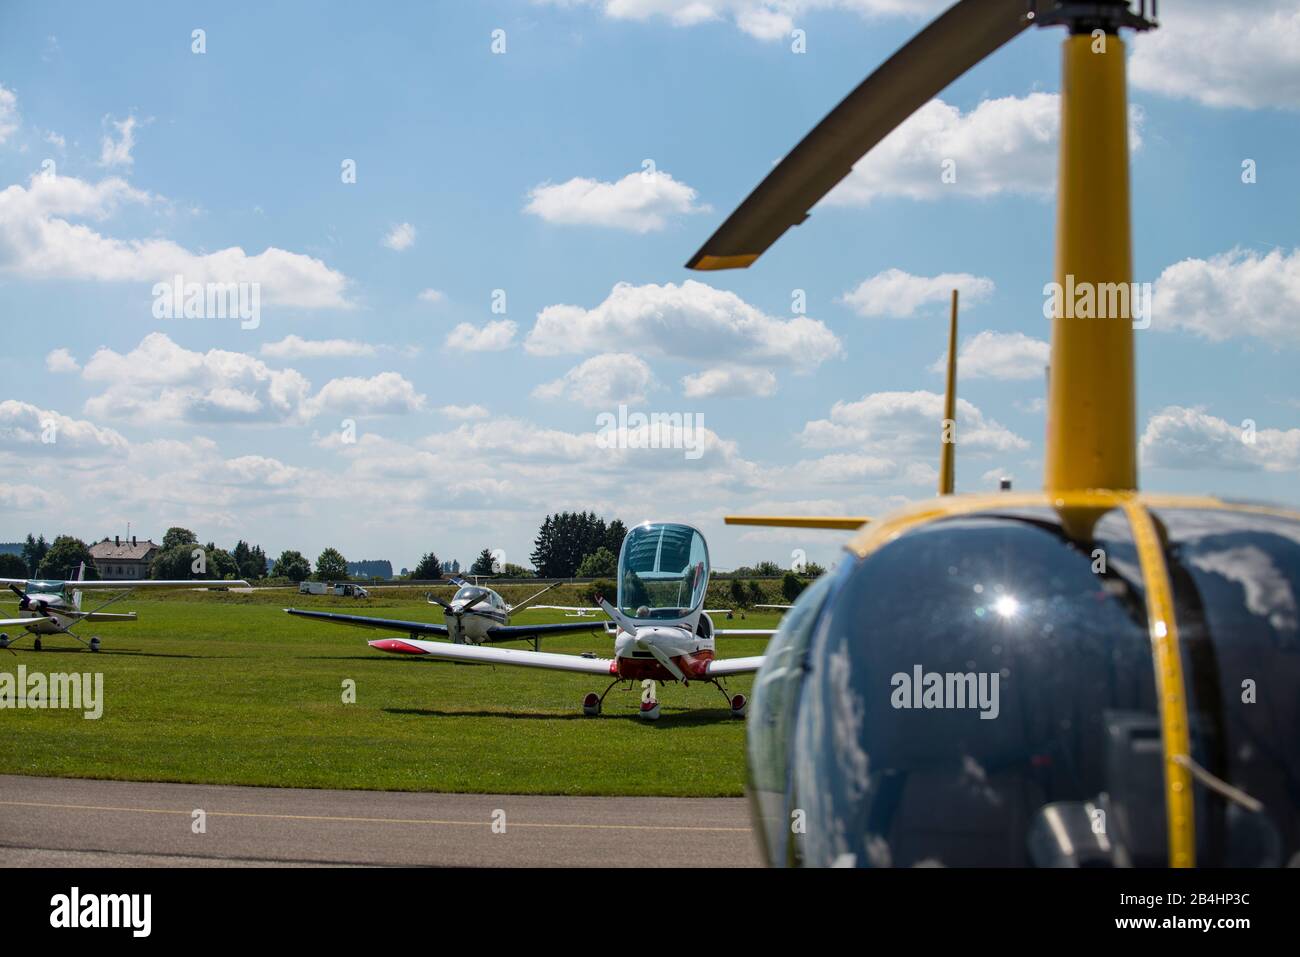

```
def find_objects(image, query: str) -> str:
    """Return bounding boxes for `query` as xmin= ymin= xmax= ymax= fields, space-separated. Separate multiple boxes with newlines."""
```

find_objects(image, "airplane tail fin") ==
xmin=73 ymin=561 xmax=86 ymax=609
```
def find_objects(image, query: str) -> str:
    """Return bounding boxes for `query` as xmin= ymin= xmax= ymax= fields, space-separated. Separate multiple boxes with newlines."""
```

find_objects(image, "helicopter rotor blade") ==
xmin=686 ymin=0 xmax=1032 ymax=271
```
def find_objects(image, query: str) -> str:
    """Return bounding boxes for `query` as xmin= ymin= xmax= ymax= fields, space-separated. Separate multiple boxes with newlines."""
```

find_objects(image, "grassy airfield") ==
xmin=0 ymin=587 xmax=778 ymax=797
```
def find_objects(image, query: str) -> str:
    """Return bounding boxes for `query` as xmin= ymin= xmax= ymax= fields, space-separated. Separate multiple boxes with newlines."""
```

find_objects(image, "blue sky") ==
xmin=1 ymin=0 xmax=1298 ymax=572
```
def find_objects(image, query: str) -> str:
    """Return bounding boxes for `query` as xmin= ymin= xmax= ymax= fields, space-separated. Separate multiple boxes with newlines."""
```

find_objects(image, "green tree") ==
xmin=470 ymin=549 xmax=496 ymax=577
xmin=151 ymin=542 xmax=229 ymax=579
xmin=0 ymin=553 xmax=29 ymax=578
xmin=204 ymin=543 xmax=240 ymax=580
xmin=782 ymin=571 xmax=807 ymax=603
xmin=575 ymin=547 xmax=617 ymax=578
xmin=411 ymin=552 xmax=442 ymax=580
xmin=161 ymin=527 xmax=199 ymax=551
xmin=500 ymin=563 xmax=533 ymax=578
xmin=231 ymin=540 xmax=268 ymax=581
xmin=531 ymin=511 xmax=625 ymax=578
xmin=22 ymin=534 xmax=49 ymax=577
xmin=35 ymin=536 xmax=99 ymax=581
xmin=804 ymin=561 xmax=826 ymax=578
xmin=272 ymin=550 xmax=312 ymax=583
xmin=754 ymin=560 xmax=781 ymax=577
xmin=747 ymin=580 xmax=765 ymax=605
xmin=315 ymin=547 xmax=349 ymax=582
xmin=729 ymin=578 xmax=749 ymax=609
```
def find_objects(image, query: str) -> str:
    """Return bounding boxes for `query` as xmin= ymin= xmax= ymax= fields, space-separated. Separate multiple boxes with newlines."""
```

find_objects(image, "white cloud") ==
xmin=1141 ymin=406 xmax=1300 ymax=473
xmin=383 ymin=222 xmax=416 ymax=251
xmin=307 ymin=372 xmax=426 ymax=417
xmin=681 ymin=366 xmax=777 ymax=399
xmin=824 ymin=94 xmax=1142 ymax=206
xmin=438 ymin=404 xmax=490 ymax=420
xmin=418 ymin=288 xmax=445 ymax=304
xmin=533 ymin=353 xmax=657 ymax=407
xmin=261 ymin=336 xmax=378 ymax=360
xmin=840 ymin=268 xmax=994 ymax=318
xmin=527 ymin=280 xmax=841 ymax=372
xmin=445 ymin=319 xmax=517 ymax=352
xmin=78 ymin=333 xmax=421 ymax=425
xmin=525 ymin=170 xmax=709 ymax=232
xmin=800 ymin=390 xmax=1028 ymax=455
xmin=930 ymin=330 xmax=1049 ymax=381
xmin=44 ymin=130 xmax=65 ymax=150
xmin=540 ymin=1 xmax=942 ymax=42
xmin=99 ymin=115 xmax=138 ymax=167
xmin=0 ymin=84 xmax=18 ymax=145
xmin=0 ymin=400 xmax=128 ymax=454
xmin=0 ymin=174 xmax=352 ymax=308
xmin=1131 ymin=1 xmax=1300 ymax=110
xmin=0 ymin=482 xmax=57 ymax=511
xmin=45 ymin=347 xmax=80 ymax=373
xmin=1154 ymin=247 xmax=1300 ymax=345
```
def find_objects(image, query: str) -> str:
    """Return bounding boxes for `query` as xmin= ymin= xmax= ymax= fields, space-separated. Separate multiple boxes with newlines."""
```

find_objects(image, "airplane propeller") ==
xmin=686 ymin=0 xmax=1033 ymax=271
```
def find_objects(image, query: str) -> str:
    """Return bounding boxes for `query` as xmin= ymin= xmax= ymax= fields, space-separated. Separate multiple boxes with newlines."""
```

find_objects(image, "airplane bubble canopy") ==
xmin=617 ymin=523 xmax=709 ymax=623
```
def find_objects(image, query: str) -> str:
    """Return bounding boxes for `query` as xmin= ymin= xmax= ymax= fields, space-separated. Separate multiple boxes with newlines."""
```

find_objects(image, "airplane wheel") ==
xmin=582 ymin=692 xmax=601 ymax=716
xmin=730 ymin=694 xmax=748 ymax=719
xmin=0 ymin=634 xmax=8 ymax=648
xmin=639 ymin=700 xmax=661 ymax=721
xmin=89 ymin=637 xmax=101 ymax=652
xmin=33 ymin=638 xmax=42 ymax=652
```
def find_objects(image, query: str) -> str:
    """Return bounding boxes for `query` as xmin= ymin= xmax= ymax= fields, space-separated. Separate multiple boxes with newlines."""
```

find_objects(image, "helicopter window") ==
xmin=747 ymin=571 xmax=838 ymax=867
xmin=787 ymin=509 xmax=1165 ymax=867
xmin=1157 ymin=508 xmax=1300 ymax=867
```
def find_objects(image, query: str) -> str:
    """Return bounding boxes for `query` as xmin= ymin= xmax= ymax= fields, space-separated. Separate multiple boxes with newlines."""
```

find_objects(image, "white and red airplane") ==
xmin=285 ymin=522 xmax=773 ymax=720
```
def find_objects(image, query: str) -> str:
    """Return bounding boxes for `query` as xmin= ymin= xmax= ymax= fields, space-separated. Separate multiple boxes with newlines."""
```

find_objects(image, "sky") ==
xmin=0 ymin=0 xmax=1298 ymax=573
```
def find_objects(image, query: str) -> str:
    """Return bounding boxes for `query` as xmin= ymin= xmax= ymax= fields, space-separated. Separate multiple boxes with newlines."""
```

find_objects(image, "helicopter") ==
xmin=689 ymin=0 xmax=1300 ymax=867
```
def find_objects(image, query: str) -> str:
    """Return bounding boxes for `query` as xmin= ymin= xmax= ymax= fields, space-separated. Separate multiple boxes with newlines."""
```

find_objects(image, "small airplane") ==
xmin=0 ymin=568 xmax=248 ymax=652
xmin=285 ymin=577 xmax=613 ymax=651
xmin=286 ymin=523 xmax=774 ymax=719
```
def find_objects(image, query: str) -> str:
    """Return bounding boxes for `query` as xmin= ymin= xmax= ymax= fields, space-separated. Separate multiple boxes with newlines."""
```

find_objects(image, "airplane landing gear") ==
xmin=0 ymin=633 xmax=8 ymax=649
xmin=89 ymin=636 xmax=101 ymax=652
xmin=730 ymin=694 xmax=748 ymax=719
xmin=582 ymin=677 xmax=622 ymax=716
xmin=639 ymin=699 xmax=661 ymax=721
xmin=33 ymin=637 xmax=42 ymax=652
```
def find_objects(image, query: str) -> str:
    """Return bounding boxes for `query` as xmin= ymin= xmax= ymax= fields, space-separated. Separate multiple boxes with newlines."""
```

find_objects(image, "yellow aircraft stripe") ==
xmin=724 ymin=516 xmax=870 ymax=530
xmin=1122 ymin=501 xmax=1195 ymax=868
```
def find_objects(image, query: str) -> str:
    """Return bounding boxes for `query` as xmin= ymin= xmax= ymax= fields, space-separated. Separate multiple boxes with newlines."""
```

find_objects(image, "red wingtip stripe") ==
xmin=369 ymin=638 xmax=426 ymax=655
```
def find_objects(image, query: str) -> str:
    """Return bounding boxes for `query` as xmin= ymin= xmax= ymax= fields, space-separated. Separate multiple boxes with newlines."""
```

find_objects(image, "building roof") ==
xmin=89 ymin=538 xmax=159 ymax=561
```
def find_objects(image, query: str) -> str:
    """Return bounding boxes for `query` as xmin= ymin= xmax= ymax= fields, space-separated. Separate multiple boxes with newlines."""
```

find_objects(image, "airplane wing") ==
xmin=81 ymin=612 xmax=139 ymax=623
xmin=284 ymin=608 xmax=450 ymax=638
xmin=525 ymin=605 xmax=600 ymax=613
xmin=0 ymin=617 xmax=52 ymax=628
xmin=368 ymin=637 xmax=616 ymax=675
xmin=716 ymin=629 xmax=777 ymax=637
xmin=481 ymin=620 xmax=612 ymax=642
xmin=755 ymin=604 xmax=793 ymax=610
xmin=69 ymin=579 xmax=249 ymax=590
xmin=705 ymin=655 xmax=765 ymax=677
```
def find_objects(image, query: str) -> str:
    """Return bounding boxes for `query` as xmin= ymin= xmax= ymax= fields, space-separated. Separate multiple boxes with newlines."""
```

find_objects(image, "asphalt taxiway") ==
xmin=0 ymin=774 xmax=760 ymax=867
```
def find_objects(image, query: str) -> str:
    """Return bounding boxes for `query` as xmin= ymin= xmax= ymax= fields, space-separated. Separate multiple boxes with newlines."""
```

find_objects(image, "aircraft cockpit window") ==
xmin=616 ymin=523 xmax=709 ymax=622
xmin=786 ymin=509 xmax=1166 ymax=867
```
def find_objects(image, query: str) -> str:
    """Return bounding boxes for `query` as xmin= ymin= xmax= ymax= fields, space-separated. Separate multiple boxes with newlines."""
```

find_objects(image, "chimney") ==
xmin=115 ymin=536 xmax=120 ymax=547
xmin=132 ymin=536 xmax=137 ymax=547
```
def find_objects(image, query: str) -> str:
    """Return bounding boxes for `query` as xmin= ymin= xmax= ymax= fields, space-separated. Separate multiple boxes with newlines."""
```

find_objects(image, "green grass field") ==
xmin=0 ymin=588 xmax=777 ymax=797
